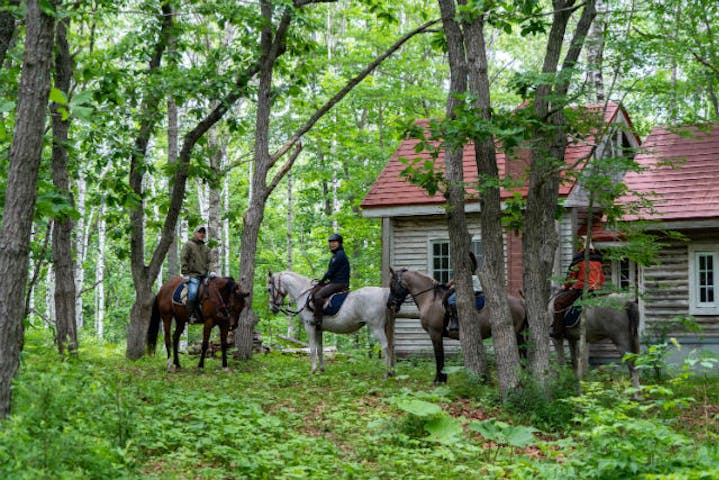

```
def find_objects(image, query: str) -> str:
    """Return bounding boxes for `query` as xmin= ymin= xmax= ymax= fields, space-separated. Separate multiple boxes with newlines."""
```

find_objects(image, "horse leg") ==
xmin=430 ymin=332 xmax=447 ymax=384
xmin=317 ymin=329 xmax=325 ymax=373
xmin=369 ymin=325 xmax=394 ymax=378
xmin=172 ymin=321 xmax=185 ymax=370
xmin=219 ymin=323 xmax=230 ymax=372
xmin=306 ymin=325 xmax=319 ymax=374
xmin=163 ymin=318 xmax=174 ymax=372
xmin=553 ymin=337 xmax=567 ymax=365
xmin=198 ymin=322 xmax=212 ymax=370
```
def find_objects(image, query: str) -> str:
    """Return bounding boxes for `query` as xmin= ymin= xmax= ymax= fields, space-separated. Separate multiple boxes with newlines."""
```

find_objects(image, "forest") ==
xmin=1 ymin=0 xmax=718 ymax=478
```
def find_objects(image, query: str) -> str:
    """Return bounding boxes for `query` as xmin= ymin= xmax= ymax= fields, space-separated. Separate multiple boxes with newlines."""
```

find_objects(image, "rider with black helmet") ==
xmin=312 ymin=233 xmax=350 ymax=328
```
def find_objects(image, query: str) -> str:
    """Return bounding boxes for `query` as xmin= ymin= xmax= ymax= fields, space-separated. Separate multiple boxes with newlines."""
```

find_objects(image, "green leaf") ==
xmin=424 ymin=415 xmax=463 ymax=444
xmin=395 ymin=398 xmax=443 ymax=417
xmin=49 ymin=87 xmax=67 ymax=105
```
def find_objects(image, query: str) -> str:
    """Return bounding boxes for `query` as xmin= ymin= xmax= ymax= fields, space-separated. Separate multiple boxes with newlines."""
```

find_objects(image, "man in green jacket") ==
xmin=181 ymin=226 xmax=211 ymax=322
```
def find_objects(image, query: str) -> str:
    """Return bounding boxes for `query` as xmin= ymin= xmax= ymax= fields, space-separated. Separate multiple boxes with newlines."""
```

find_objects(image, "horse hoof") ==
xmin=433 ymin=373 xmax=448 ymax=384
xmin=385 ymin=371 xmax=396 ymax=379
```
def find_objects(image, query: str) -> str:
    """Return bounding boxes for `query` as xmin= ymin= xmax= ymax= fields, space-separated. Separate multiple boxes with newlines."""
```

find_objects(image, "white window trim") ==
xmin=689 ymin=244 xmax=719 ymax=315
xmin=429 ymin=238 xmax=451 ymax=284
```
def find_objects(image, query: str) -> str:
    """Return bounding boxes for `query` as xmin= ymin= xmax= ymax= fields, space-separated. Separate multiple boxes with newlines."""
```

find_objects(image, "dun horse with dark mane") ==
xmin=387 ymin=267 xmax=527 ymax=384
xmin=147 ymin=276 xmax=249 ymax=372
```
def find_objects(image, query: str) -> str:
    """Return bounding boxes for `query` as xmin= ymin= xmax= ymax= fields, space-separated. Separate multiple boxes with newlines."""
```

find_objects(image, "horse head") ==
xmin=267 ymin=271 xmax=287 ymax=314
xmin=387 ymin=267 xmax=410 ymax=313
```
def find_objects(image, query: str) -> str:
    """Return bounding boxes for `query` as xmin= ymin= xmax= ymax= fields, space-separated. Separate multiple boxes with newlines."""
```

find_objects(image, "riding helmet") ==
xmin=328 ymin=233 xmax=343 ymax=243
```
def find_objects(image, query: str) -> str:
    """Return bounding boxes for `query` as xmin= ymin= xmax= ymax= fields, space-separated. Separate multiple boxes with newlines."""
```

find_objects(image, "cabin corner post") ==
xmin=381 ymin=217 xmax=392 ymax=287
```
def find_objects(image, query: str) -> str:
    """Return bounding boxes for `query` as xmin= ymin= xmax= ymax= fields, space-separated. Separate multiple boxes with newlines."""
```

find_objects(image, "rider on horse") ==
xmin=551 ymin=238 xmax=605 ymax=339
xmin=312 ymin=233 xmax=350 ymax=328
xmin=181 ymin=225 xmax=213 ymax=323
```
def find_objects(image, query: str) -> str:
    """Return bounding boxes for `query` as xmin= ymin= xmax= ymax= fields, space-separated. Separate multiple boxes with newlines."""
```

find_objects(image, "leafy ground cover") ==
xmin=1 ymin=329 xmax=718 ymax=479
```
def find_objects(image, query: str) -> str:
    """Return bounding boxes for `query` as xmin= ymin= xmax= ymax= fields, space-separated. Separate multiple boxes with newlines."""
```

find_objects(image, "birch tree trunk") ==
xmin=51 ymin=12 xmax=77 ymax=354
xmin=95 ymin=201 xmax=106 ymax=338
xmin=0 ymin=0 xmax=55 ymax=417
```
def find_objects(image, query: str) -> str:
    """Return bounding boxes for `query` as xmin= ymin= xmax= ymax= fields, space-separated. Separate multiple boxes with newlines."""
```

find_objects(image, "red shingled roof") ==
xmin=622 ymin=124 xmax=719 ymax=222
xmin=361 ymin=102 xmax=626 ymax=210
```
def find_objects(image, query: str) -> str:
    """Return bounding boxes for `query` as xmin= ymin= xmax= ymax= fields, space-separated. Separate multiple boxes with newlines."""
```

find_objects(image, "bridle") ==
xmin=268 ymin=273 xmax=310 ymax=316
xmin=387 ymin=268 xmax=438 ymax=312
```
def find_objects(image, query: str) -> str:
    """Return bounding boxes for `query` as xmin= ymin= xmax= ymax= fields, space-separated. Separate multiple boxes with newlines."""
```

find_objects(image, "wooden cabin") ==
xmin=361 ymin=102 xmax=641 ymax=357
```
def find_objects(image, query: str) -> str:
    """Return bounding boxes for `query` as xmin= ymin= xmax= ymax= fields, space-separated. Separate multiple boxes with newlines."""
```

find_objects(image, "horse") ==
xmin=266 ymin=271 xmax=395 ymax=376
xmin=147 ymin=276 xmax=249 ymax=372
xmin=386 ymin=267 xmax=527 ymax=384
xmin=550 ymin=293 xmax=640 ymax=388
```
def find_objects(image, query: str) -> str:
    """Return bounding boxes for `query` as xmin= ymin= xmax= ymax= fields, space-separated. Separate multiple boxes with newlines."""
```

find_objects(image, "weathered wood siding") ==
xmin=389 ymin=214 xmax=500 ymax=356
xmin=642 ymin=237 xmax=719 ymax=340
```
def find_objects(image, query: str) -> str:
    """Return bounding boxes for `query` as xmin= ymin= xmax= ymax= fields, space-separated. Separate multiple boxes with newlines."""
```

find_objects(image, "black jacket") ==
xmin=321 ymin=246 xmax=350 ymax=284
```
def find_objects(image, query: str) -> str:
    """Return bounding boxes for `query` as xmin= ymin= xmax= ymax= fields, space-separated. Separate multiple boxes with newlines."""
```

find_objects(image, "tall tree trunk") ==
xmin=234 ymin=10 xmax=441 ymax=357
xmin=586 ymin=0 xmax=605 ymax=102
xmin=523 ymin=0 xmax=596 ymax=386
xmin=464 ymin=9 xmax=520 ymax=397
xmin=51 ymin=12 xmax=77 ymax=354
xmin=437 ymin=0 xmax=487 ymax=379
xmin=126 ymin=2 xmax=174 ymax=359
xmin=0 ymin=0 xmax=56 ymax=417
xmin=166 ymin=96 xmax=179 ymax=278
xmin=208 ymin=129 xmax=224 ymax=273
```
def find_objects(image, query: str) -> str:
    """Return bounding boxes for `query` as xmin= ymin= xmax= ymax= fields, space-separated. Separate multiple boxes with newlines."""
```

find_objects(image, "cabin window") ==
xmin=611 ymin=257 xmax=635 ymax=291
xmin=430 ymin=240 xmax=451 ymax=284
xmin=429 ymin=238 xmax=483 ymax=286
xmin=689 ymin=246 xmax=718 ymax=315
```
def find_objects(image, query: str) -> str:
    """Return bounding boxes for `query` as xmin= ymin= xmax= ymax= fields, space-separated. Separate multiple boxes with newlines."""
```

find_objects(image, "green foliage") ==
xmin=4 ymin=330 xmax=719 ymax=479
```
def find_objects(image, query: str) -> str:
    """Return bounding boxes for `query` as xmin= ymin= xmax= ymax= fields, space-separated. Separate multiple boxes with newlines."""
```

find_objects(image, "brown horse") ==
xmin=147 ymin=276 xmax=249 ymax=372
xmin=386 ymin=267 xmax=527 ymax=384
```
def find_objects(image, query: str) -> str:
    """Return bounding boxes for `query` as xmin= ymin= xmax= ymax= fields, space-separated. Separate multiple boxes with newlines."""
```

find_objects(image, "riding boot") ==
xmin=312 ymin=310 xmax=323 ymax=329
xmin=187 ymin=301 xmax=198 ymax=323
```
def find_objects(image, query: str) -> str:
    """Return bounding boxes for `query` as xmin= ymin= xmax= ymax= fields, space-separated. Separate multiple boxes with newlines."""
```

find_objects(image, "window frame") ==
xmin=428 ymin=237 xmax=483 ymax=288
xmin=689 ymin=244 xmax=719 ymax=315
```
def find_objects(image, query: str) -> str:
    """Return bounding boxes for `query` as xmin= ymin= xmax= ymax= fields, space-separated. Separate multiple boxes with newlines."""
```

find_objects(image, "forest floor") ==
xmin=1 ymin=329 xmax=718 ymax=479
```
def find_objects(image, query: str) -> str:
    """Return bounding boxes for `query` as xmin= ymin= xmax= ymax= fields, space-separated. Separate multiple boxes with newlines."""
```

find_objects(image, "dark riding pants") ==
xmin=313 ymin=283 xmax=348 ymax=322
xmin=552 ymin=288 xmax=582 ymax=337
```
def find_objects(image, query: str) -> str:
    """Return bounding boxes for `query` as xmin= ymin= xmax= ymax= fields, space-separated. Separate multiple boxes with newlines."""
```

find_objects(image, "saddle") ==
xmin=172 ymin=282 xmax=188 ymax=305
xmin=307 ymin=285 xmax=350 ymax=316
xmin=172 ymin=280 xmax=205 ymax=307
xmin=562 ymin=305 xmax=582 ymax=328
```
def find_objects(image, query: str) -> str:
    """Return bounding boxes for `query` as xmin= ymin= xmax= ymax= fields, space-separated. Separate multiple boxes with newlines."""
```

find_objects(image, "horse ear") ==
xmin=268 ymin=270 xmax=272 ymax=277
xmin=389 ymin=266 xmax=395 ymax=275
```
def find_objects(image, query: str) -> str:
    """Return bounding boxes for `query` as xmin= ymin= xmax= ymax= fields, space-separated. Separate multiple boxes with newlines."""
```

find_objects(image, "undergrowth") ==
xmin=1 ymin=329 xmax=718 ymax=479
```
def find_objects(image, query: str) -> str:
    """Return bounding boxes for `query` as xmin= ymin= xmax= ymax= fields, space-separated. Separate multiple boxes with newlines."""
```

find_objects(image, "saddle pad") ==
xmin=562 ymin=305 xmax=582 ymax=328
xmin=323 ymin=291 xmax=349 ymax=316
xmin=172 ymin=283 xmax=188 ymax=305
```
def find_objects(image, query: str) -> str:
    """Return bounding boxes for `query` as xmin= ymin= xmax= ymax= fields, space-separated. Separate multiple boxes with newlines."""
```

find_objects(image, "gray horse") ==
xmin=550 ymin=293 xmax=640 ymax=388
xmin=387 ymin=267 xmax=527 ymax=384
xmin=267 ymin=271 xmax=395 ymax=376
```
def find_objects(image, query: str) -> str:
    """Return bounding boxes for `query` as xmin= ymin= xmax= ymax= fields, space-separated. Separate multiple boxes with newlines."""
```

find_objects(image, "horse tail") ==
xmin=625 ymin=301 xmax=640 ymax=354
xmin=147 ymin=295 xmax=161 ymax=355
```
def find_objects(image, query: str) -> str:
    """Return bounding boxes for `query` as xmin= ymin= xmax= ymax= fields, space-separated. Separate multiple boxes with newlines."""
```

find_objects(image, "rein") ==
xmin=204 ymin=278 xmax=233 ymax=321
xmin=269 ymin=274 xmax=313 ymax=316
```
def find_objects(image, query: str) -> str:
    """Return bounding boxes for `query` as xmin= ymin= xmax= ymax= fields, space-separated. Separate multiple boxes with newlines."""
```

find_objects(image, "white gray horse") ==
xmin=267 ymin=271 xmax=395 ymax=376
xmin=550 ymin=293 xmax=641 ymax=388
